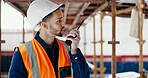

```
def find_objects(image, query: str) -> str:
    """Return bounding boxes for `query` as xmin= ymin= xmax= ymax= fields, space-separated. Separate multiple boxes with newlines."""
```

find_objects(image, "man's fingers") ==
xmin=69 ymin=29 xmax=80 ymax=37
xmin=67 ymin=33 xmax=77 ymax=37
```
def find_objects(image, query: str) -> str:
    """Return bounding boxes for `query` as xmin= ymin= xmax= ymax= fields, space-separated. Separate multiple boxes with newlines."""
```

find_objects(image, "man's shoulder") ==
xmin=15 ymin=41 xmax=31 ymax=54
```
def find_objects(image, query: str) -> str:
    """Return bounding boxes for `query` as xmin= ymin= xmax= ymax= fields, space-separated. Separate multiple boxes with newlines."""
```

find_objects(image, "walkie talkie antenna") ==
xmin=77 ymin=20 xmax=84 ymax=30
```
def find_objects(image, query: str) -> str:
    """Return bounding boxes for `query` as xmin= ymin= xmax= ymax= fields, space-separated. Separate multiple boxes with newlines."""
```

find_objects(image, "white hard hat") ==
xmin=27 ymin=0 xmax=62 ymax=29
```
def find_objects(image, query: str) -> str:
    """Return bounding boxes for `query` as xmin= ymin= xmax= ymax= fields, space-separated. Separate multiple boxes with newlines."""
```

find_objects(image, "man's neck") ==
xmin=39 ymin=30 xmax=55 ymax=47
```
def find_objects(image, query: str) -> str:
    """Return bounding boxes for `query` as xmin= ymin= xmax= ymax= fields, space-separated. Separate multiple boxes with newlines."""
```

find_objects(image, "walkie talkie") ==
xmin=65 ymin=20 xmax=84 ymax=46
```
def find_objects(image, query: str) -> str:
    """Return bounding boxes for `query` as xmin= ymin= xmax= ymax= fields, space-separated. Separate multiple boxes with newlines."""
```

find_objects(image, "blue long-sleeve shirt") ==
xmin=9 ymin=32 xmax=90 ymax=78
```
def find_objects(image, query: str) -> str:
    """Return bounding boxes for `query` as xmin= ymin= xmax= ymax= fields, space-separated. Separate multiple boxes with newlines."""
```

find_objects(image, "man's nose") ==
xmin=61 ymin=20 xmax=66 ymax=27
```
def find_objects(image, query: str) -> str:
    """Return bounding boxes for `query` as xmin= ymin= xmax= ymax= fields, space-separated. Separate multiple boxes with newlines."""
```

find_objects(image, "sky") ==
xmin=1 ymin=0 xmax=31 ymax=29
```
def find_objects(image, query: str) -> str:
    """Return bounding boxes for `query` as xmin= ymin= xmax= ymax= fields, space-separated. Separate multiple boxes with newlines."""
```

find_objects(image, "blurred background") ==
xmin=1 ymin=0 xmax=148 ymax=78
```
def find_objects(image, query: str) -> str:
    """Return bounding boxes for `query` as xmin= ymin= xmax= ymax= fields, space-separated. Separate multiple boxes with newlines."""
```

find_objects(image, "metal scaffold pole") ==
xmin=137 ymin=0 xmax=146 ymax=78
xmin=91 ymin=15 xmax=102 ymax=78
xmin=92 ymin=15 xmax=97 ymax=78
xmin=108 ymin=0 xmax=119 ymax=78
xmin=98 ymin=12 xmax=106 ymax=78
xmin=21 ymin=16 xmax=25 ymax=44
xmin=92 ymin=14 xmax=109 ymax=78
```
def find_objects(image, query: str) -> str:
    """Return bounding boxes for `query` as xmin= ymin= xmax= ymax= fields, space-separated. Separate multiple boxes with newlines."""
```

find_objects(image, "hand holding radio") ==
xmin=65 ymin=20 xmax=84 ymax=54
xmin=65 ymin=20 xmax=84 ymax=46
xmin=66 ymin=29 xmax=80 ymax=54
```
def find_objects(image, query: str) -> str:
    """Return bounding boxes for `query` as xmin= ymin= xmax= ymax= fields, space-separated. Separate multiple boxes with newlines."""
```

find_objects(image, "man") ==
xmin=9 ymin=0 xmax=90 ymax=78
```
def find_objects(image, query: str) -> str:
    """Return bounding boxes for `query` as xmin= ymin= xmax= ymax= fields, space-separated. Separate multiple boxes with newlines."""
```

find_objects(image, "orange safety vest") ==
xmin=17 ymin=38 xmax=74 ymax=78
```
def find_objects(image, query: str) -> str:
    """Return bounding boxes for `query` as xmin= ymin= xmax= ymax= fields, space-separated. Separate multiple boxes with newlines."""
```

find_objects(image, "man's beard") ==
xmin=57 ymin=32 xmax=63 ymax=37
xmin=49 ymin=24 xmax=64 ymax=37
xmin=57 ymin=26 xmax=73 ymax=37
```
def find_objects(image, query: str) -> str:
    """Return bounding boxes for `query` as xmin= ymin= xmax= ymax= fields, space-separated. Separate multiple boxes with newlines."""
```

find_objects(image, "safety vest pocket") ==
xmin=59 ymin=66 xmax=71 ymax=78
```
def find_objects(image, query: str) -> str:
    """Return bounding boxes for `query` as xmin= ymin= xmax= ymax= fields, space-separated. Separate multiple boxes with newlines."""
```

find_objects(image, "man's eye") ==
xmin=58 ymin=20 xmax=61 ymax=22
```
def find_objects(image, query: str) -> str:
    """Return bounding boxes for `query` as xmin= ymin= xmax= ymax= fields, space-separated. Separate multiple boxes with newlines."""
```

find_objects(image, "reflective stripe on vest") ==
xmin=24 ymin=41 xmax=40 ymax=78
xmin=19 ymin=38 xmax=73 ymax=78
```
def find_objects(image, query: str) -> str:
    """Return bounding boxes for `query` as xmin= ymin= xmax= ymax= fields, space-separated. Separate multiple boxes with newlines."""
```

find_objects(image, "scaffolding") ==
xmin=0 ymin=0 xmax=148 ymax=78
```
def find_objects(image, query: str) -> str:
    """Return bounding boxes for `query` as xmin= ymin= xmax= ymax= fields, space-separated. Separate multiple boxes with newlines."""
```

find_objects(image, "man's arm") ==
xmin=66 ymin=29 xmax=90 ymax=78
xmin=70 ymin=48 xmax=90 ymax=78
xmin=9 ymin=50 xmax=28 ymax=78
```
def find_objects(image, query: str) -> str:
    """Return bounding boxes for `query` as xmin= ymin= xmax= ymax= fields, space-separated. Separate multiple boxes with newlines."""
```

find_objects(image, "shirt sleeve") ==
xmin=9 ymin=50 xmax=28 ymax=78
xmin=70 ymin=48 xmax=90 ymax=78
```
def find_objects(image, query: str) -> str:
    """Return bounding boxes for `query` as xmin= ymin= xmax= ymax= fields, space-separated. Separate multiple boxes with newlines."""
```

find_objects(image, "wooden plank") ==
xmin=61 ymin=7 xmax=79 ymax=11
xmin=84 ymin=2 xmax=108 ymax=24
xmin=64 ymin=2 xmax=70 ymax=22
xmin=87 ymin=6 xmax=98 ymax=10
xmin=21 ymin=16 xmax=25 ymax=43
xmin=6 ymin=0 xmax=34 ymax=2
xmin=91 ymin=2 xmax=108 ymax=16
xmin=116 ymin=0 xmax=138 ymax=3
xmin=8 ymin=0 xmax=105 ymax=2
xmin=106 ymin=7 xmax=135 ymax=16
xmin=67 ymin=16 xmax=87 ymax=19
xmin=5 ymin=1 xmax=26 ymax=16
xmin=72 ymin=2 xmax=90 ymax=26
xmin=51 ymin=0 xmax=105 ymax=2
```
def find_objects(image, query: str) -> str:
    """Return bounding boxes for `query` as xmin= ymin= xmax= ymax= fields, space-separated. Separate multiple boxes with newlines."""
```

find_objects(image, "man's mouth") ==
xmin=61 ymin=27 xmax=65 ymax=33
xmin=57 ymin=32 xmax=63 ymax=37
xmin=61 ymin=30 xmax=65 ymax=33
xmin=57 ymin=28 xmax=65 ymax=37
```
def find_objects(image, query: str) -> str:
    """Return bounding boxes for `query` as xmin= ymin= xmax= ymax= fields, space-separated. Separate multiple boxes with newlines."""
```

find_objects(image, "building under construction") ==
xmin=0 ymin=0 xmax=148 ymax=78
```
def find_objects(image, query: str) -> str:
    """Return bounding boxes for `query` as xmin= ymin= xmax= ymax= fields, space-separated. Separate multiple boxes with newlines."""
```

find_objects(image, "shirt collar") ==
xmin=34 ymin=31 xmax=58 ymax=50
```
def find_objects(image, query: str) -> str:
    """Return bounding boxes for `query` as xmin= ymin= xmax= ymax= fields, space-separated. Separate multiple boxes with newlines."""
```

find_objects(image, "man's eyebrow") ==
xmin=58 ymin=17 xmax=63 ymax=19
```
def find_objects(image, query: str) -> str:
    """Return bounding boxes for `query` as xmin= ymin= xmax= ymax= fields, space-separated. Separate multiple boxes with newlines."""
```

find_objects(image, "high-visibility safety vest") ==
xmin=18 ymin=38 xmax=74 ymax=78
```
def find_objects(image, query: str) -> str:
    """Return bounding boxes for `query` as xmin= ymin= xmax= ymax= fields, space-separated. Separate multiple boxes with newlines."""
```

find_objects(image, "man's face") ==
xmin=45 ymin=9 xmax=70 ymax=37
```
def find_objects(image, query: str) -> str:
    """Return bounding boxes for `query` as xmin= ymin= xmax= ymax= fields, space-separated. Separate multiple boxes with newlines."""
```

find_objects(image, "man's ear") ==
xmin=41 ymin=21 xmax=48 ymax=29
